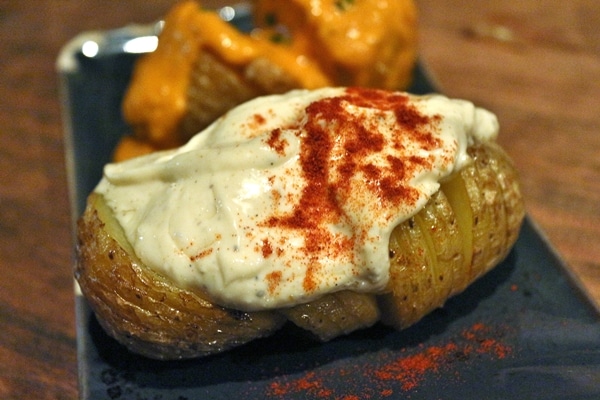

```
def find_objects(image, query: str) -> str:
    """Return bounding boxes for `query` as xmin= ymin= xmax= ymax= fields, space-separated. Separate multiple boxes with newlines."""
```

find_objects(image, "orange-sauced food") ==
xmin=252 ymin=0 xmax=418 ymax=90
xmin=118 ymin=0 xmax=418 ymax=161
xmin=122 ymin=1 xmax=332 ymax=149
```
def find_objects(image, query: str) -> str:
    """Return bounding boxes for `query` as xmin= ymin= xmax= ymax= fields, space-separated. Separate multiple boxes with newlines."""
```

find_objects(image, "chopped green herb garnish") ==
xmin=265 ymin=12 xmax=277 ymax=26
xmin=335 ymin=0 xmax=355 ymax=11
xmin=270 ymin=32 xmax=290 ymax=44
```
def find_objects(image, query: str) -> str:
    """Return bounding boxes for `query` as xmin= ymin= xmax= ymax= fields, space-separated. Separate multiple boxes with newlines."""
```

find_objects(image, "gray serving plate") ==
xmin=58 ymin=7 xmax=600 ymax=400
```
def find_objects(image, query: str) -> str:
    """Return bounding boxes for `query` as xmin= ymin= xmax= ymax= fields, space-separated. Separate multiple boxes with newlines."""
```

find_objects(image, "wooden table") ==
xmin=1 ymin=0 xmax=598 ymax=398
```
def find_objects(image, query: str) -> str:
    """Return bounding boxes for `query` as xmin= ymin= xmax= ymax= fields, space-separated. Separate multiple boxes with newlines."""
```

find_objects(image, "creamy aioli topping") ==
xmin=96 ymin=87 xmax=498 ymax=311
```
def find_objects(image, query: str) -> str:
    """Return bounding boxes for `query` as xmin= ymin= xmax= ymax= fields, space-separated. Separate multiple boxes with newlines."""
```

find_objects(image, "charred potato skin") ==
xmin=76 ymin=193 xmax=286 ymax=360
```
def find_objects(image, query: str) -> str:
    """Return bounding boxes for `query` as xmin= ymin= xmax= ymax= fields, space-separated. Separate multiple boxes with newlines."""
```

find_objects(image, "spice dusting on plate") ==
xmin=260 ymin=322 xmax=513 ymax=398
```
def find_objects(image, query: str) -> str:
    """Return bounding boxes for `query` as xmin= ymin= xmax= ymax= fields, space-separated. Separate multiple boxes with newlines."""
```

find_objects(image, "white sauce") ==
xmin=95 ymin=87 xmax=498 ymax=310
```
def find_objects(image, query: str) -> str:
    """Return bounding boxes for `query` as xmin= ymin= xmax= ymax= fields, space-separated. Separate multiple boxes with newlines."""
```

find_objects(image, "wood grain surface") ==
xmin=0 ymin=1 xmax=598 ymax=398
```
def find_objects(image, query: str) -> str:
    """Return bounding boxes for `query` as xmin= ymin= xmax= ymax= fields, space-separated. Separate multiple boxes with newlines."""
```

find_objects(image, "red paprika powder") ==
xmin=259 ymin=322 xmax=513 ymax=399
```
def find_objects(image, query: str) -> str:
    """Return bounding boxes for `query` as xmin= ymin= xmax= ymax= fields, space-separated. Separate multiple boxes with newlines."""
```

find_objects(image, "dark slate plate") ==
xmin=58 ymin=7 xmax=600 ymax=400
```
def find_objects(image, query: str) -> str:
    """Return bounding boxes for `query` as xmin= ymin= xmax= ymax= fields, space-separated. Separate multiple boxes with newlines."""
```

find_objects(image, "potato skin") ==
xmin=281 ymin=291 xmax=380 ymax=341
xmin=379 ymin=142 xmax=525 ymax=329
xmin=76 ymin=141 xmax=524 ymax=358
xmin=76 ymin=193 xmax=286 ymax=360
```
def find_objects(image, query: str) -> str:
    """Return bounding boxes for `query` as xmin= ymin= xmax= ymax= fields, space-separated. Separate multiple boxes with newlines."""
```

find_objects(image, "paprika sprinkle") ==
xmin=258 ymin=322 xmax=513 ymax=399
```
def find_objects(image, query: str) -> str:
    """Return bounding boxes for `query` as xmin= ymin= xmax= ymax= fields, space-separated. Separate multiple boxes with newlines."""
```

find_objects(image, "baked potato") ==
xmin=76 ymin=138 xmax=524 ymax=359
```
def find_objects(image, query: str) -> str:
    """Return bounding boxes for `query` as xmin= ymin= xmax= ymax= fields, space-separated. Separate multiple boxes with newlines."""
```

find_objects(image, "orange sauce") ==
xmin=253 ymin=0 xmax=418 ymax=89
xmin=122 ymin=1 xmax=331 ymax=151
xmin=117 ymin=0 xmax=417 ymax=161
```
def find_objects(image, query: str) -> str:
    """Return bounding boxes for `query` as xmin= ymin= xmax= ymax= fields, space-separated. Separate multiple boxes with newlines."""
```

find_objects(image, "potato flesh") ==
xmin=76 ymin=142 xmax=524 ymax=357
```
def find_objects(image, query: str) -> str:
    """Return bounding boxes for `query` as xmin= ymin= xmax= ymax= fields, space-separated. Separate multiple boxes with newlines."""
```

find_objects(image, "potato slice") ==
xmin=181 ymin=51 xmax=262 ymax=141
xmin=281 ymin=291 xmax=380 ymax=341
xmin=181 ymin=52 xmax=302 ymax=143
xmin=459 ymin=144 xmax=508 ymax=280
xmin=483 ymin=142 xmax=525 ymax=251
xmin=379 ymin=190 xmax=461 ymax=329
xmin=76 ymin=193 xmax=285 ymax=360
xmin=456 ymin=143 xmax=523 ymax=280
xmin=379 ymin=142 xmax=524 ymax=330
